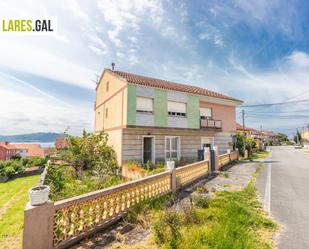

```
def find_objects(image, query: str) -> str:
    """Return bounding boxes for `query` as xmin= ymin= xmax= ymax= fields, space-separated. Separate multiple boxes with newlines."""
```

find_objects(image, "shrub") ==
xmin=153 ymin=210 xmax=182 ymax=249
xmin=0 ymin=160 xmax=25 ymax=177
xmin=58 ymin=130 xmax=119 ymax=179
xmin=192 ymin=195 xmax=210 ymax=208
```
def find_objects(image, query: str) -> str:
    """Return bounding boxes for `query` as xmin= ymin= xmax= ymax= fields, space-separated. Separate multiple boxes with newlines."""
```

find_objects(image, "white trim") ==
xmin=201 ymin=137 xmax=214 ymax=150
xmin=165 ymin=136 xmax=181 ymax=161
xmin=142 ymin=136 xmax=155 ymax=164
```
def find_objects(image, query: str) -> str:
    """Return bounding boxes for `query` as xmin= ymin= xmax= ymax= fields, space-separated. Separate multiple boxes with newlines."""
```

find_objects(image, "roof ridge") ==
xmin=110 ymin=69 xmax=241 ymax=102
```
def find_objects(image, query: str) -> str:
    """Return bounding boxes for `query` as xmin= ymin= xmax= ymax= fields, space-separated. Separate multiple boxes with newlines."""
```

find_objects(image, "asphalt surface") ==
xmin=256 ymin=146 xmax=309 ymax=249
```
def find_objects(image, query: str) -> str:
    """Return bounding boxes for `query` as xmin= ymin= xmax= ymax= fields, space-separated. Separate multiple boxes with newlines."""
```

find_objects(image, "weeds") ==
xmin=151 ymin=173 xmax=277 ymax=249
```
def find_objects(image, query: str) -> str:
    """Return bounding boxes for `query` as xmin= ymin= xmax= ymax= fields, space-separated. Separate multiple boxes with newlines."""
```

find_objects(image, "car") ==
xmin=294 ymin=145 xmax=302 ymax=149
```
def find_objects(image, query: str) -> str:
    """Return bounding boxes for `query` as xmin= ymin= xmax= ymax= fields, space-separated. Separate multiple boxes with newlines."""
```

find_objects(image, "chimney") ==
xmin=111 ymin=62 xmax=115 ymax=71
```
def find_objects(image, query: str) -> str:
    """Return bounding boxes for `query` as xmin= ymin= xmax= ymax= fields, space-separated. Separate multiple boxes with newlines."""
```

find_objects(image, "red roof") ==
xmin=0 ymin=141 xmax=16 ymax=150
xmin=236 ymin=123 xmax=260 ymax=133
xmin=13 ymin=144 xmax=45 ymax=157
xmin=55 ymin=138 xmax=68 ymax=149
xmin=109 ymin=70 xmax=242 ymax=102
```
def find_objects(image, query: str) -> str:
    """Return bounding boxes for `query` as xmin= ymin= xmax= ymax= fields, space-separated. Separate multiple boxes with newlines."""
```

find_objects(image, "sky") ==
xmin=1 ymin=0 xmax=309 ymax=136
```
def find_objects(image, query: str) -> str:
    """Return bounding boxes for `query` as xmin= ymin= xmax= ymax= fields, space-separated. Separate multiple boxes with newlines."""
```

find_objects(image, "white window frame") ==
xmin=136 ymin=97 xmax=154 ymax=114
xmin=200 ymin=107 xmax=212 ymax=119
xmin=142 ymin=136 xmax=155 ymax=164
xmin=168 ymin=101 xmax=187 ymax=118
xmin=165 ymin=136 xmax=181 ymax=161
xmin=201 ymin=137 xmax=214 ymax=150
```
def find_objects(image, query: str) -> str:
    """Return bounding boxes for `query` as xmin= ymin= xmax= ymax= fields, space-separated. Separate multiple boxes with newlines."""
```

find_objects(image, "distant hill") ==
xmin=0 ymin=132 xmax=66 ymax=143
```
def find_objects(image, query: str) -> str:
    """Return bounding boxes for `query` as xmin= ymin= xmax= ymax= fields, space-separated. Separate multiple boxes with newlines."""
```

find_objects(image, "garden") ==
xmin=45 ymin=131 xmax=122 ymax=201
xmin=0 ymin=156 xmax=47 ymax=182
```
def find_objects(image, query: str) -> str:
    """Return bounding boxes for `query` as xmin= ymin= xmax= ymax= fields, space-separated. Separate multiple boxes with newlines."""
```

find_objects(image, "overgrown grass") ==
xmin=123 ymin=193 xmax=176 ymax=226
xmin=0 ymin=175 xmax=40 ymax=249
xmin=151 ymin=166 xmax=277 ymax=249
xmin=45 ymin=164 xmax=122 ymax=201
xmin=244 ymin=150 xmax=269 ymax=161
xmin=250 ymin=150 xmax=269 ymax=160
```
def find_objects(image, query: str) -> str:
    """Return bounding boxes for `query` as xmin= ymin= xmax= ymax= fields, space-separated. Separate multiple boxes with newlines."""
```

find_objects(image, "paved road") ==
xmin=256 ymin=146 xmax=309 ymax=249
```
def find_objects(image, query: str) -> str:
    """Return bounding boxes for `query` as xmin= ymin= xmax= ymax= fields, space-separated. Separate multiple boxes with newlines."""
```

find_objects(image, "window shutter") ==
xmin=136 ymin=97 xmax=153 ymax=112
xmin=168 ymin=101 xmax=186 ymax=113
xmin=200 ymin=107 xmax=212 ymax=117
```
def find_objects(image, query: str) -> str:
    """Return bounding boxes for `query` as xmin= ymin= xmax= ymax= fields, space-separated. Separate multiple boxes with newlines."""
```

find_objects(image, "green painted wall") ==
xmin=154 ymin=89 xmax=167 ymax=127
xmin=187 ymin=94 xmax=200 ymax=129
xmin=127 ymin=85 xmax=136 ymax=125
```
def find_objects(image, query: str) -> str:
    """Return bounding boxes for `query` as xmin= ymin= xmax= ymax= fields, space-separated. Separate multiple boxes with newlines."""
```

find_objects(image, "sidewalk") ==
xmin=71 ymin=160 xmax=261 ymax=249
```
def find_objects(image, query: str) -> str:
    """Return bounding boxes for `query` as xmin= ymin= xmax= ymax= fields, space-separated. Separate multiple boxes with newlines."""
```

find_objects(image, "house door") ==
xmin=143 ymin=137 xmax=154 ymax=164
xmin=201 ymin=137 xmax=214 ymax=150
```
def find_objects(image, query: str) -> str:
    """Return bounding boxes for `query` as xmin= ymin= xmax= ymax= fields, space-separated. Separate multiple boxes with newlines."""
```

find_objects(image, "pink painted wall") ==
xmin=200 ymin=101 xmax=236 ymax=132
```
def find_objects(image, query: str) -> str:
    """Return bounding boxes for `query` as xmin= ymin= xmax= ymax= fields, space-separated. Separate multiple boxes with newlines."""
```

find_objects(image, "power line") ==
xmin=283 ymin=89 xmax=309 ymax=102
xmin=239 ymin=98 xmax=309 ymax=108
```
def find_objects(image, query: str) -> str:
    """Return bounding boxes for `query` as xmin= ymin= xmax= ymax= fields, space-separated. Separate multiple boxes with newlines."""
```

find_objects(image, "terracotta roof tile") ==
xmin=236 ymin=123 xmax=260 ymax=133
xmin=0 ymin=141 xmax=16 ymax=150
xmin=110 ymin=70 xmax=242 ymax=102
xmin=55 ymin=138 xmax=68 ymax=149
xmin=13 ymin=144 xmax=45 ymax=157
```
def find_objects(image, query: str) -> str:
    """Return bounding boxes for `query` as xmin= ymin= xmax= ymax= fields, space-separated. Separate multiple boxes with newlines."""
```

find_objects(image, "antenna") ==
xmin=91 ymin=73 xmax=100 ymax=85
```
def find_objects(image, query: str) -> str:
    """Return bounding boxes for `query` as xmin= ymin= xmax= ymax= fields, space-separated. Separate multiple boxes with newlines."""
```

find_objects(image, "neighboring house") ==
xmin=236 ymin=123 xmax=263 ymax=149
xmin=15 ymin=148 xmax=28 ymax=158
xmin=236 ymin=123 xmax=279 ymax=147
xmin=55 ymin=138 xmax=68 ymax=150
xmin=301 ymin=130 xmax=309 ymax=142
xmin=260 ymin=130 xmax=279 ymax=145
xmin=94 ymin=69 xmax=243 ymax=165
xmin=13 ymin=144 xmax=45 ymax=158
xmin=43 ymin=147 xmax=56 ymax=156
xmin=0 ymin=142 xmax=17 ymax=160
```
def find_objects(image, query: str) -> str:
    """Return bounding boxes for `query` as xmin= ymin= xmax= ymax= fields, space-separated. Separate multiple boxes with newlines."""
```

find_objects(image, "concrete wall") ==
xmin=154 ymin=89 xmax=167 ymax=127
xmin=106 ymin=129 xmax=123 ymax=164
xmin=214 ymin=132 xmax=234 ymax=154
xmin=95 ymin=70 xmax=127 ymax=132
xmin=122 ymin=127 xmax=217 ymax=164
xmin=200 ymin=101 xmax=236 ymax=132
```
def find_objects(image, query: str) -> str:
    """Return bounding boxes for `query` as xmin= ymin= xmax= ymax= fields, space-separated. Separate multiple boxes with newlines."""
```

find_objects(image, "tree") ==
xmin=236 ymin=132 xmax=246 ymax=156
xmin=277 ymin=133 xmax=289 ymax=144
xmin=236 ymin=132 xmax=257 ymax=156
xmin=294 ymin=130 xmax=302 ymax=144
xmin=245 ymin=137 xmax=256 ymax=155
xmin=59 ymin=131 xmax=119 ymax=179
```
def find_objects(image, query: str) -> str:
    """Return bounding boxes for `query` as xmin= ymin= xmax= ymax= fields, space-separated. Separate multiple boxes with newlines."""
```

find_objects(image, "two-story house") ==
xmin=0 ymin=142 xmax=17 ymax=160
xmin=95 ymin=69 xmax=242 ymax=166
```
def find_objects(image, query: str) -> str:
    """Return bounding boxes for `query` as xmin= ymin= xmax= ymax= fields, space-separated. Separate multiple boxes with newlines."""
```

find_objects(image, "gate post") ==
xmin=23 ymin=201 xmax=55 ymax=249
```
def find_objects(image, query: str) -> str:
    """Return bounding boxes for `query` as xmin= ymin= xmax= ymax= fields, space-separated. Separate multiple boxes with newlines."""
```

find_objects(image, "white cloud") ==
xmin=0 ymin=74 xmax=93 ymax=135
xmin=0 ymin=38 xmax=96 ymax=89
xmin=285 ymin=51 xmax=309 ymax=69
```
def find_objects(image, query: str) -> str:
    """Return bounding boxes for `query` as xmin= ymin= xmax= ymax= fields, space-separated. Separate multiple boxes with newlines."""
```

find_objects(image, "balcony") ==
xmin=200 ymin=118 xmax=222 ymax=129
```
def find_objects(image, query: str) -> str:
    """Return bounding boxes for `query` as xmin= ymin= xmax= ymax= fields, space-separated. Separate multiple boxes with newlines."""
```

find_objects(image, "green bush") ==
xmin=0 ymin=160 xmax=25 ymax=177
xmin=192 ymin=195 xmax=210 ymax=208
xmin=45 ymin=163 xmax=122 ymax=201
xmin=153 ymin=210 xmax=182 ymax=249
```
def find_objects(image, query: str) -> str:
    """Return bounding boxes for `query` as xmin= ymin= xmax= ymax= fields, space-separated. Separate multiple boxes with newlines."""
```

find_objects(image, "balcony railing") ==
xmin=200 ymin=118 xmax=222 ymax=129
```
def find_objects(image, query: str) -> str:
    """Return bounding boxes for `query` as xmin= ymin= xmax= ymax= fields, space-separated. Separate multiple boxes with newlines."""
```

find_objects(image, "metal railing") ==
xmin=200 ymin=118 xmax=222 ymax=129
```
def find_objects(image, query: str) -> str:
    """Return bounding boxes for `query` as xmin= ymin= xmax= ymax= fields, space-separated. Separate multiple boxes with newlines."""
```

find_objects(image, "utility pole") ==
xmin=242 ymin=109 xmax=245 ymax=134
xmin=242 ymin=109 xmax=246 ymax=155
